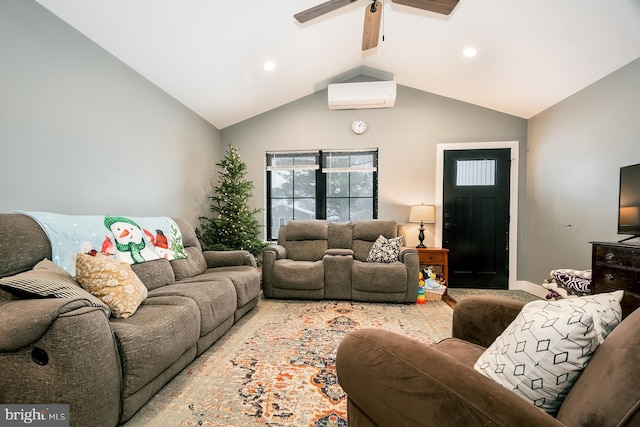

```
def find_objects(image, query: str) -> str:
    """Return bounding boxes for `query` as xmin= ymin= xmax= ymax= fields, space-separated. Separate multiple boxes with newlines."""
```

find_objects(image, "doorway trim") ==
xmin=435 ymin=141 xmax=519 ymax=290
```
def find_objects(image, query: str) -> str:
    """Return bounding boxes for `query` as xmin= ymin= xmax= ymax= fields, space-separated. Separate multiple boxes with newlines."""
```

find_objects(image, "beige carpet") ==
xmin=447 ymin=288 xmax=542 ymax=304
xmin=124 ymin=297 xmax=453 ymax=426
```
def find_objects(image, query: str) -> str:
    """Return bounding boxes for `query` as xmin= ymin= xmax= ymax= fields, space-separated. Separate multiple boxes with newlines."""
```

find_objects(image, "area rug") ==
xmin=123 ymin=297 xmax=453 ymax=426
xmin=447 ymin=288 xmax=541 ymax=304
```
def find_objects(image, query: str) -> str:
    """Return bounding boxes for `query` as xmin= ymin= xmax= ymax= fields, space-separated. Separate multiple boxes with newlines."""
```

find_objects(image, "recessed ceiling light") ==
xmin=263 ymin=61 xmax=276 ymax=71
xmin=462 ymin=47 xmax=477 ymax=58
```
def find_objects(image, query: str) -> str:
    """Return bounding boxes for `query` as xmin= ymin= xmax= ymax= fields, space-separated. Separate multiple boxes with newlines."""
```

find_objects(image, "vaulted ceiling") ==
xmin=36 ymin=0 xmax=640 ymax=129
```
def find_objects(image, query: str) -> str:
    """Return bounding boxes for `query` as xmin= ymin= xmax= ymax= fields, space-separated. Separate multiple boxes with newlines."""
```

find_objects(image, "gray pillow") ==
xmin=0 ymin=258 xmax=111 ymax=317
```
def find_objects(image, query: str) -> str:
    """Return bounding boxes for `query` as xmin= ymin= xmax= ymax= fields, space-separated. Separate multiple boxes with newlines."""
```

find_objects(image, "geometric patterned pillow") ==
xmin=474 ymin=291 xmax=623 ymax=415
xmin=75 ymin=253 xmax=148 ymax=319
xmin=366 ymin=235 xmax=403 ymax=263
xmin=0 ymin=258 xmax=111 ymax=317
xmin=552 ymin=290 xmax=623 ymax=343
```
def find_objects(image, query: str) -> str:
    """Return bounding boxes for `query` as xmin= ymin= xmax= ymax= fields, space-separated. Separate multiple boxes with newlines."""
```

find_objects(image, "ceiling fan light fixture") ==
xmin=462 ymin=47 xmax=477 ymax=58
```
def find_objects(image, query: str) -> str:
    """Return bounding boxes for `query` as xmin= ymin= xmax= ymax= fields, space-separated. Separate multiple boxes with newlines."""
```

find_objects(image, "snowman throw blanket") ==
xmin=18 ymin=211 xmax=188 ymax=276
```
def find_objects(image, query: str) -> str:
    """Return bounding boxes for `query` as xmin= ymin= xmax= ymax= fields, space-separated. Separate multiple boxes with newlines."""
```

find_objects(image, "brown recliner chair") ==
xmin=336 ymin=296 xmax=640 ymax=426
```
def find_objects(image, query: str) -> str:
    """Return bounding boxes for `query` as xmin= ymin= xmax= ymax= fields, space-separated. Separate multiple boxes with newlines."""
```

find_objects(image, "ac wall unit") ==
xmin=327 ymin=80 xmax=396 ymax=110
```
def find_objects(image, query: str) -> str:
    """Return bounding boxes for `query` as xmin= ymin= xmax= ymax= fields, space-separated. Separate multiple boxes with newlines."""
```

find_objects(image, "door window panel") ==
xmin=456 ymin=159 xmax=496 ymax=186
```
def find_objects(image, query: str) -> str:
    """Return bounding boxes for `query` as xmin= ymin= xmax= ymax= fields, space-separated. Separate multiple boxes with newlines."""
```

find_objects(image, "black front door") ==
xmin=443 ymin=149 xmax=511 ymax=289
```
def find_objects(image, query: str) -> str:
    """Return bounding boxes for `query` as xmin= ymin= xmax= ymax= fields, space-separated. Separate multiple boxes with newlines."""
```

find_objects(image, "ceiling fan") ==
xmin=294 ymin=0 xmax=460 ymax=51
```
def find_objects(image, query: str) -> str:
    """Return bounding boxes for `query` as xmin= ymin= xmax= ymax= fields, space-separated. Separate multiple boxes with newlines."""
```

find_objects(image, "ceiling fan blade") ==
xmin=362 ymin=1 xmax=382 ymax=51
xmin=294 ymin=0 xmax=358 ymax=23
xmin=390 ymin=0 xmax=459 ymax=15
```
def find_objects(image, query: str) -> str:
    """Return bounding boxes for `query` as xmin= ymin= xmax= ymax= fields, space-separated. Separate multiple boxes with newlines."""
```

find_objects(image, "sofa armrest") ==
xmin=452 ymin=296 xmax=525 ymax=347
xmin=203 ymin=250 xmax=257 ymax=268
xmin=263 ymin=244 xmax=286 ymax=260
xmin=261 ymin=245 xmax=286 ymax=298
xmin=336 ymin=329 xmax=563 ymax=427
xmin=0 ymin=298 xmax=121 ymax=427
xmin=398 ymin=246 xmax=418 ymax=262
xmin=0 ymin=298 xmax=100 ymax=351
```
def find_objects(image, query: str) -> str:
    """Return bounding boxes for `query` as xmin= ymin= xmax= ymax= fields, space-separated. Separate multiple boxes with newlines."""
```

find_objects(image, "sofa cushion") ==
xmin=109 ymin=295 xmax=200 ymax=399
xmin=366 ymin=235 xmax=404 ymax=263
xmin=285 ymin=220 xmax=328 ymax=241
xmin=76 ymin=253 xmax=148 ymax=319
xmin=280 ymin=221 xmax=329 ymax=262
xmin=171 ymin=246 xmax=207 ymax=280
xmin=173 ymin=218 xmax=202 ymax=251
xmin=131 ymin=258 xmax=176 ymax=291
xmin=284 ymin=240 xmax=329 ymax=262
xmin=272 ymin=259 xmax=324 ymax=290
xmin=327 ymin=222 xmax=353 ymax=249
xmin=352 ymin=260 xmax=408 ymax=293
xmin=200 ymin=266 xmax=261 ymax=307
xmin=0 ymin=214 xmax=52 ymax=277
xmin=474 ymin=291 xmax=623 ymax=415
xmin=352 ymin=220 xmax=398 ymax=262
xmin=148 ymin=279 xmax=237 ymax=337
xmin=0 ymin=258 xmax=111 ymax=317
xmin=353 ymin=220 xmax=397 ymax=241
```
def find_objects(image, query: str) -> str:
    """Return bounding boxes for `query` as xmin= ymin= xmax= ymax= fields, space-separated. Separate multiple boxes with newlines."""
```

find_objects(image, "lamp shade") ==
xmin=620 ymin=206 xmax=640 ymax=225
xmin=409 ymin=204 xmax=436 ymax=223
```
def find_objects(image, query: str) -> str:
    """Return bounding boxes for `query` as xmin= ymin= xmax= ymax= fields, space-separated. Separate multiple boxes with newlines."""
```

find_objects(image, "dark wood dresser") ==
xmin=591 ymin=241 xmax=640 ymax=318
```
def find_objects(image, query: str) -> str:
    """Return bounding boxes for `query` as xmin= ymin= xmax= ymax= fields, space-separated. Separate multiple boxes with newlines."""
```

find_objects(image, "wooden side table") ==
xmin=416 ymin=247 xmax=449 ymax=287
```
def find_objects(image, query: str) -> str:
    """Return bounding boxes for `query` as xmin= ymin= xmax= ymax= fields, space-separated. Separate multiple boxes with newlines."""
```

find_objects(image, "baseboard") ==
xmin=514 ymin=280 xmax=547 ymax=298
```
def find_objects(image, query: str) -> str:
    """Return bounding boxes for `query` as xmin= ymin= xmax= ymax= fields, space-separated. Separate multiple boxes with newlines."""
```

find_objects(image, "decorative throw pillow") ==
xmin=75 ymin=252 xmax=148 ymax=319
xmin=474 ymin=291 xmax=623 ymax=415
xmin=0 ymin=258 xmax=110 ymax=317
xmin=366 ymin=235 xmax=404 ymax=263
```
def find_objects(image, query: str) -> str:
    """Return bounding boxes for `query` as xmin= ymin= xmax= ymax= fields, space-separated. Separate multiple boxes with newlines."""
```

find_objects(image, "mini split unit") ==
xmin=327 ymin=80 xmax=396 ymax=110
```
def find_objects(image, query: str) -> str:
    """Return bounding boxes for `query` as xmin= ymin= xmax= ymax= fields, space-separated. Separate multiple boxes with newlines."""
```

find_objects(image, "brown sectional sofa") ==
xmin=0 ymin=213 xmax=260 ymax=426
xmin=262 ymin=219 xmax=420 ymax=302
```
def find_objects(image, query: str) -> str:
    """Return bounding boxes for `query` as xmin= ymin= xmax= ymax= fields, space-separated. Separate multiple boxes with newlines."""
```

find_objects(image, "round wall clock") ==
xmin=350 ymin=119 xmax=368 ymax=135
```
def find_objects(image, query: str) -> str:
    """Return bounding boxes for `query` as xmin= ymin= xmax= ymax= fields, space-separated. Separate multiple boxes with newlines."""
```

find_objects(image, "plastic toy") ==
xmin=417 ymin=271 xmax=427 ymax=304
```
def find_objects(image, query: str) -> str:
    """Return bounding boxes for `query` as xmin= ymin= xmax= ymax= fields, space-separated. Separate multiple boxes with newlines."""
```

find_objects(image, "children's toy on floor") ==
xmin=423 ymin=267 xmax=447 ymax=301
xmin=417 ymin=271 xmax=427 ymax=304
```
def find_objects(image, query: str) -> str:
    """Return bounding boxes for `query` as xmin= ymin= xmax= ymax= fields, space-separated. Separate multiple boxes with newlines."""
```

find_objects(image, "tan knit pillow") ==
xmin=75 ymin=253 xmax=148 ymax=318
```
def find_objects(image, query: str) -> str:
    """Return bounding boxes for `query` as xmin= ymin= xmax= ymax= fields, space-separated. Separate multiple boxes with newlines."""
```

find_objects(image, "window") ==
xmin=266 ymin=149 xmax=378 ymax=240
xmin=456 ymin=159 xmax=496 ymax=186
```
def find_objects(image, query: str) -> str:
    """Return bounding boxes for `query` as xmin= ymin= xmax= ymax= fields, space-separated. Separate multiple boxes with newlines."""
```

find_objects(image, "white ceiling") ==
xmin=36 ymin=0 xmax=640 ymax=129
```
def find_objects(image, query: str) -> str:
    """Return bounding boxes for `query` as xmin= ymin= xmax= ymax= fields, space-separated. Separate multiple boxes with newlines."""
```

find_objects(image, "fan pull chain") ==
xmin=381 ymin=0 xmax=385 ymax=42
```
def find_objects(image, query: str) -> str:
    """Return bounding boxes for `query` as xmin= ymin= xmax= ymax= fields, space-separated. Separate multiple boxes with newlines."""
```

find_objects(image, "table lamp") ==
xmin=409 ymin=204 xmax=436 ymax=248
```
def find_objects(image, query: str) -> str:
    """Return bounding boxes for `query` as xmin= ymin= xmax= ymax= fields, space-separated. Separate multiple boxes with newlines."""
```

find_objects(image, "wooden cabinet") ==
xmin=591 ymin=241 xmax=640 ymax=318
xmin=416 ymin=248 xmax=449 ymax=286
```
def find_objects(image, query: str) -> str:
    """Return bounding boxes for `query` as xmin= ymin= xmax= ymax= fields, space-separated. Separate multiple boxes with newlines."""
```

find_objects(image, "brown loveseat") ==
xmin=0 ymin=213 xmax=260 ymax=427
xmin=262 ymin=219 xmax=420 ymax=302
xmin=336 ymin=296 xmax=640 ymax=426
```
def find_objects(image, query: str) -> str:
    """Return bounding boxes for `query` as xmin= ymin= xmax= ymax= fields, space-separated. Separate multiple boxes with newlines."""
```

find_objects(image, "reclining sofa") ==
xmin=0 ymin=213 xmax=261 ymax=427
xmin=262 ymin=219 xmax=419 ymax=302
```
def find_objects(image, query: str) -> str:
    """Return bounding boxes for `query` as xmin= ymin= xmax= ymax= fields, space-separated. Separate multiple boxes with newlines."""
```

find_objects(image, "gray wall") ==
xmin=5 ymin=0 xmax=636 ymax=286
xmin=221 ymin=82 xmax=528 ymax=259
xmin=0 ymin=0 xmax=221 ymax=226
xmin=526 ymin=57 xmax=640 ymax=284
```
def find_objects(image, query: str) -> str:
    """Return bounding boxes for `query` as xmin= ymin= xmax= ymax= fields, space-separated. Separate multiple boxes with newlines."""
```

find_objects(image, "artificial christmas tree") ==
xmin=197 ymin=143 xmax=267 ymax=257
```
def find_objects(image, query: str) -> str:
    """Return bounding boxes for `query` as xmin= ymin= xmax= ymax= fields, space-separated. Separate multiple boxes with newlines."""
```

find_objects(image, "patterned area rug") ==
xmin=124 ymin=297 xmax=453 ymax=426
xmin=447 ymin=288 xmax=542 ymax=304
